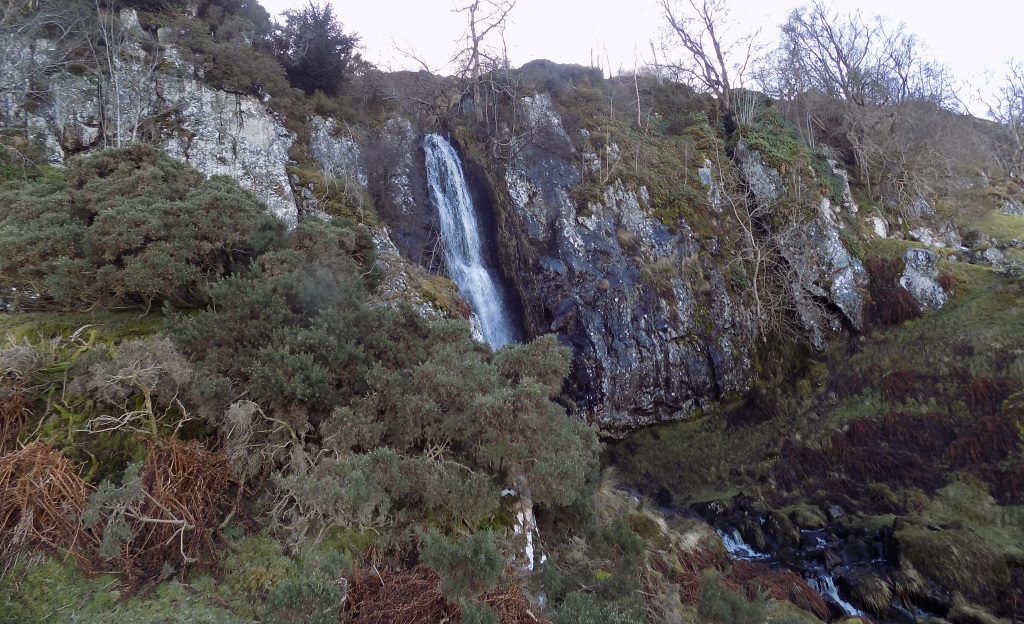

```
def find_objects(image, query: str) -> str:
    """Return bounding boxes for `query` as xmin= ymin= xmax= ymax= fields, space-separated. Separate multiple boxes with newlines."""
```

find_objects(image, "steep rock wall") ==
xmin=495 ymin=94 xmax=755 ymax=433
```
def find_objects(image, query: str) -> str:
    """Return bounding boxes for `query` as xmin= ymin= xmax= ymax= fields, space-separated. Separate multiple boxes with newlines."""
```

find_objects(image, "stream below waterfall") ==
xmin=681 ymin=500 xmax=940 ymax=623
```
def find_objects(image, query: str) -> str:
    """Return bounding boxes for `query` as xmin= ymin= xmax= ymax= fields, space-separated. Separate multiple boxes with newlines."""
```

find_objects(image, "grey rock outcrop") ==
xmin=500 ymin=94 xmax=753 ymax=433
xmin=736 ymin=142 xmax=868 ymax=350
xmin=900 ymin=248 xmax=947 ymax=311
xmin=0 ymin=17 xmax=298 ymax=225
xmin=970 ymin=246 xmax=1005 ymax=267
xmin=159 ymin=77 xmax=297 ymax=225
xmin=828 ymin=160 xmax=858 ymax=214
xmin=1000 ymin=200 xmax=1024 ymax=216
xmin=778 ymin=199 xmax=868 ymax=349
xmin=909 ymin=223 xmax=962 ymax=249
xmin=309 ymin=116 xmax=367 ymax=186
xmin=735 ymin=140 xmax=783 ymax=206
xmin=868 ymin=216 xmax=889 ymax=238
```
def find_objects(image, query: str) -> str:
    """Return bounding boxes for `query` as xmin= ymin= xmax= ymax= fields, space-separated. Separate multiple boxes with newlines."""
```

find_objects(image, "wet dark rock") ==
xmin=764 ymin=510 xmax=801 ymax=549
xmin=498 ymin=93 xmax=755 ymax=433
xmin=738 ymin=518 xmax=767 ymax=552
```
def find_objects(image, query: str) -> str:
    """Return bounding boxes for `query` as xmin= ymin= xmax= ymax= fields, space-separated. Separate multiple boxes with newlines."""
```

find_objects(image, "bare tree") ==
xmin=767 ymin=2 xmax=950 ymax=108
xmin=82 ymin=1 xmax=162 ymax=147
xmin=453 ymin=0 xmax=516 ymax=124
xmin=657 ymin=0 xmax=760 ymax=112
xmin=758 ymin=2 xmax=961 ymax=203
xmin=988 ymin=59 xmax=1024 ymax=177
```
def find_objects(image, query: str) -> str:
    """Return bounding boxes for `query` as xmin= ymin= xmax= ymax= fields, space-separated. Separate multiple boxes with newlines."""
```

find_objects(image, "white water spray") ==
xmin=424 ymin=134 xmax=516 ymax=349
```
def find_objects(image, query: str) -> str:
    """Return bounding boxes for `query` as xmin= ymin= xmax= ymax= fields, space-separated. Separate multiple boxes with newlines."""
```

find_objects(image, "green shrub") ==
xmin=418 ymin=528 xmax=504 ymax=600
xmin=0 ymin=145 xmax=284 ymax=310
xmin=264 ymin=549 xmax=350 ymax=624
xmin=550 ymin=591 xmax=645 ymax=624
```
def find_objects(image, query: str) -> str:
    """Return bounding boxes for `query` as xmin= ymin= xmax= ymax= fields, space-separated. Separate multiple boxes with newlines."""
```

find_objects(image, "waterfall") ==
xmin=424 ymin=134 xmax=515 ymax=349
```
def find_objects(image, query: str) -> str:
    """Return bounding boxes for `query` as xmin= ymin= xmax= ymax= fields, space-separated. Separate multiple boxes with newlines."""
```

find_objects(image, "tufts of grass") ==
xmin=896 ymin=525 xmax=1010 ymax=608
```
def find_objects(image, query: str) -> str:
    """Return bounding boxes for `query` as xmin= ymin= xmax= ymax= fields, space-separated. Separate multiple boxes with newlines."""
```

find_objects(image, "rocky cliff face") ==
xmin=493 ymin=94 xmax=756 ymax=432
xmin=1 ymin=27 xmax=873 ymax=433
xmin=0 ymin=11 xmax=297 ymax=225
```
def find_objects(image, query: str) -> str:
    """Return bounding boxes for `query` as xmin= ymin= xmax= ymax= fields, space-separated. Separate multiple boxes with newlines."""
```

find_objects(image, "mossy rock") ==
xmin=418 ymin=275 xmax=471 ymax=319
xmin=896 ymin=526 xmax=1010 ymax=608
xmin=846 ymin=572 xmax=892 ymax=618
xmin=626 ymin=511 xmax=671 ymax=550
xmin=763 ymin=510 xmax=800 ymax=549
xmin=762 ymin=598 xmax=824 ymax=623
xmin=738 ymin=518 xmax=767 ymax=552
xmin=786 ymin=503 xmax=827 ymax=530
xmin=947 ymin=602 xmax=1011 ymax=624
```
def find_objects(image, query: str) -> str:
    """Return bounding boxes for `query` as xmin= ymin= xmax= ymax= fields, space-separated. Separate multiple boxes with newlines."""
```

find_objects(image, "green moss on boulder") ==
xmin=896 ymin=526 xmax=1010 ymax=608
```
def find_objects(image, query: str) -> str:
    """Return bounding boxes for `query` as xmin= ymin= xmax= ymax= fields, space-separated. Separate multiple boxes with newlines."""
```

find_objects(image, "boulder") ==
xmin=900 ymin=248 xmax=947 ymax=311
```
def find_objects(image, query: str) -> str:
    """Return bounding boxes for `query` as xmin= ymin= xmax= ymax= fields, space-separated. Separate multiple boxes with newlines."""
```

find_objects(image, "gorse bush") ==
xmin=0 ymin=145 xmax=285 ymax=310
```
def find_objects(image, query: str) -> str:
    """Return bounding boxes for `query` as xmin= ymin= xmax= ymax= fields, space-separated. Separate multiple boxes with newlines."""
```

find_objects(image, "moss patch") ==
xmin=896 ymin=526 xmax=1010 ymax=607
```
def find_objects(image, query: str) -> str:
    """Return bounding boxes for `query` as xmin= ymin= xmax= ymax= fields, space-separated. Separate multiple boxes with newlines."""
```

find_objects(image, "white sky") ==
xmin=260 ymin=0 xmax=1022 ymax=113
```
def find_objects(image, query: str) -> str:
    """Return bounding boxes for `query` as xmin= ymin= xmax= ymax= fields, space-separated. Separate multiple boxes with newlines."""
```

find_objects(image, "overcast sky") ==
xmin=259 ymin=0 xmax=1021 ymax=112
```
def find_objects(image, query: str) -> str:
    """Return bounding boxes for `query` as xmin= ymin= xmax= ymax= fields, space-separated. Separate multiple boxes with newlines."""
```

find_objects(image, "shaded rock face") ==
xmin=900 ymin=248 xmax=947 ymax=311
xmin=0 ymin=22 xmax=298 ymax=225
xmin=500 ymin=94 xmax=754 ymax=432
xmin=364 ymin=118 xmax=437 ymax=266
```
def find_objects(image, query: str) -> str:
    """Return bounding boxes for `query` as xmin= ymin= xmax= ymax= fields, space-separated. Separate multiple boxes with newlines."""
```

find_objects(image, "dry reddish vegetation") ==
xmin=879 ymin=370 xmax=924 ymax=402
xmin=723 ymin=560 xmax=829 ymax=620
xmin=346 ymin=562 xmax=544 ymax=624
xmin=772 ymin=409 xmax=986 ymax=496
xmin=948 ymin=414 xmax=1021 ymax=469
xmin=862 ymin=257 xmax=922 ymax=329
xmin=0 ymin=442 xmax=100 ymax=567
xmin=967 ymin=377 xmax=1020 ymax=415
xmin=0 ymin=385 xmax=29 ymax=455
xmin=665 ymin=537 xmax=724 ymax=606
xmin=0 ymin=439 xmax=235 ymax=588
xmin=118 ymin=439 xmax=235 ymax=585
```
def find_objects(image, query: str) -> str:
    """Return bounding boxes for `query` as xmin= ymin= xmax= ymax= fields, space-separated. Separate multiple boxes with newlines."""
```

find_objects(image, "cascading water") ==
xmin=424 ymin=134 xmax=516 ymax=349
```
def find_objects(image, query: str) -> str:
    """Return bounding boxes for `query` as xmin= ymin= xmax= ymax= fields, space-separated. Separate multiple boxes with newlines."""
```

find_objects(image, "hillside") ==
xmin=1 ymin=2 xmax=1023 ymax=623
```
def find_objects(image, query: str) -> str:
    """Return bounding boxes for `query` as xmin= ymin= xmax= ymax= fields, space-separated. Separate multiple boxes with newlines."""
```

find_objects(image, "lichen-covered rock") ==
xmin=698 ymin=158 xmax=722 ymax=212
xmin=868 ymin=216 xmax=889 ymax=238
xmin=970 ymin=246 xmax=1006 ymax=267
xmin=309 ymin=116 xmax=367 ymax=186
xmin=159 ymin=77 xmax=297 ymax=225
xmin=900 ymin=247 xmax=947 ymax=311
xmin=829 ymin=159 xmax=859 ymax=214
xmin=500 ymin=93 xmax=753 ymax=433
xmin=907 ymin=197 xmax=935 ymax=217
xmin=735 ymin=140 xmax=783 ymax=206
xmin=999 ymin=199 xmax=1024 ymax=216
xmin=369 ymin=227 xmax=447 ymax=321
xmin=800 ymin=200 xmax=868 ymax=334
xmin=909 ymin=222 xmax=962 ymax=249
xmin=0 ymin=17 xmax=298 ymax=225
